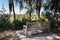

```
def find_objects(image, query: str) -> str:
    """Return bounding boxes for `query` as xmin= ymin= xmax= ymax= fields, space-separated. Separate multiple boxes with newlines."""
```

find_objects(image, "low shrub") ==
xmin=0 ymin=14 xmax=13 ymax=31
xmin=50 ymin=19 xmax=60 ymax=31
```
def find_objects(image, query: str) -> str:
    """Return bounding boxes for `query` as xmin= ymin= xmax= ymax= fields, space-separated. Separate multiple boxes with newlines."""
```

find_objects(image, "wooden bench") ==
xmin=23 ymin=21 xmax=50 ymax=37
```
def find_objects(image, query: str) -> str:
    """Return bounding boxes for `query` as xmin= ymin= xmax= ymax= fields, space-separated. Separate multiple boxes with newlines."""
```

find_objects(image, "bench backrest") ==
xmin=26 ymin=22 xmax=50 ymax=30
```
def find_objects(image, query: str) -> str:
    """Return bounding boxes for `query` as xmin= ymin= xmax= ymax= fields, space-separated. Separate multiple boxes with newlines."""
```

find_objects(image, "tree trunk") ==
xmin=13 ymin=6 xmax=16 ymax=22
xmin=13 ymin=3 xmax=16 ymax=30
xmin=54 ymin=13 xmax=58 ymax=20
xmin=36 ymin=10 xmax=40 ymax=21
xmin=29 ymin=11 xmax=31 ymax=21
xmin=28 ymin=2 xmax=32 ymax=22
xmin=35 ymin=0 xmax=41 ymax=21
xmin=36 ymin=5 xmax=41 ymax=21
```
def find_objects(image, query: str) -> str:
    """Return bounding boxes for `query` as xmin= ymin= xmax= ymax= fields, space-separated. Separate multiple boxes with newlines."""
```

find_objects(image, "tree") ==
xmin=43 ymin=0 xmax=60 ymax=31
xmin=35 ymin=0 xmax=42 ymax=21
xmin=44 ymin=0 xmax=60 ymax=20
xmin=15 ymin=0 xmax=42 ymax=21
xmin=50 ymin=0 xmax=60 ymax=20
xmin=9 ymin=0 xmax=16 ymax=21
xmin=0 ymin=4 xmax=6 ymax=14
xmin=9 ymin=0 xmax=16 ymax=30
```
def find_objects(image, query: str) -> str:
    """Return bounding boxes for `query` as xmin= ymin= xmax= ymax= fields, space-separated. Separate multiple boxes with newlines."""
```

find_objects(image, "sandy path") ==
xmin=16 ymin=30 xmax=60 ymax=40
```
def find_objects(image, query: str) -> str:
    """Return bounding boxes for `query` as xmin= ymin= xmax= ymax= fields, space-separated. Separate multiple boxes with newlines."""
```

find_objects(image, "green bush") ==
xmin=0 ymin=21 xmax=13 ymax=30
xmin=1 ymin=14 xmax=60 ymax=32
xmin=13 ymin=17 xmax=30 ymax=30
xmin=50 ymin=19 xmax=60 ymax=31
xmin=40 ymin=13 xmax=48 ymax=22
xmin=0 ymin=14 xmax=30 ymax=31
xmin=0 ymin=14 xmax=13 ymax=31
xmin=13 ymin=20 xmax=23 ymax=30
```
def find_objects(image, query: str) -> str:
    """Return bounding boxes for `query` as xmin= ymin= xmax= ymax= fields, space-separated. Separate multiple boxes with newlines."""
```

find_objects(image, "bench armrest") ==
xmin=23 ymin=25 xmax=27 ymax=36
xmin=23 ymin=25 xmax=27 ymax=29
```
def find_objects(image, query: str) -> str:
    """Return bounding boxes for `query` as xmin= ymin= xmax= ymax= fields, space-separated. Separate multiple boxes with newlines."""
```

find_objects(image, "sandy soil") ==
xmin=0 ymin=31 xmax=20 ymax=40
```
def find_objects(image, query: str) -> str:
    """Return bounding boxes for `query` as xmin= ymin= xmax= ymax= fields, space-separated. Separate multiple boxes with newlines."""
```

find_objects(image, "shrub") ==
xmin=50 ymin=19 xmax=60 ymax=31
xmin=0 ymin=14 xmax=14 ymax=31
xmin=13 ymin=20 xmax=23 ymax=30
xmin=40 ymin=13 xmax=47 ymax=22
xmin=0 ymin=14 xmax=13 ymax=31
xmin=13 ymin=17 xmax=30 ymax=30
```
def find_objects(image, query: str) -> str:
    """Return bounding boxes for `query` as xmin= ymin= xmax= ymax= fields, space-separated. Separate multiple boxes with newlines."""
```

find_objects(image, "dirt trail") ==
xmin=16 ymin=30 xmax=60 ymax=40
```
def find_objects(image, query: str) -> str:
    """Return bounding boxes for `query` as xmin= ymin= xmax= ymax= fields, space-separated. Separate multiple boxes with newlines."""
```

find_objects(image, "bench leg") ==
xmin=23 ymin=29 xmax=29 ymax=37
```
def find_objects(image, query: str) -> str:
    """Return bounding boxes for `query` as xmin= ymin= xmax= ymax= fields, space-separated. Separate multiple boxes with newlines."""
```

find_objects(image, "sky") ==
xmin=0 ymin=0 xmax=27 ymax=14
xmin=0 ymin=0 xmax=44 ymax=14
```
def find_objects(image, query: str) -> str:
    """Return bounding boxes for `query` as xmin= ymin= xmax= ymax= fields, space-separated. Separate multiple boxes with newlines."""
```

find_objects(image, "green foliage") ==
xmin=50 ymin=19 xmax=60 ymax=31
xmin=0 ymin=14 xmax=60 ymax=32
xmin=14 ymin=20 xmax=23 ymax=30
xmin=44 ymin=2 xmax=50 ymax=10
xmin=40 ymin=13 xmax=48 ymax=22
xmin=44 ymin=0 xmax=60 ymax=13
xmin=0 ymin=14 xmax=33 ymax=31
xmin=12 ymin=17 xmax=30 ymax=30
xmin=0 ymin=14 xmax=13 ymax=31
xmin=22 ymin=17 xmax=30 ymax=22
